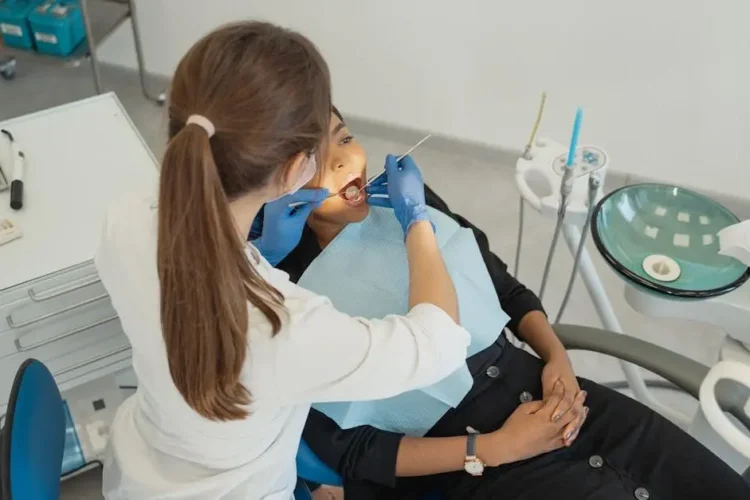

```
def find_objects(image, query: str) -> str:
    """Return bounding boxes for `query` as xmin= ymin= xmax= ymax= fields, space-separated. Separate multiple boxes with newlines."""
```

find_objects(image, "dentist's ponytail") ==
xmin=157 ymin=22 xmax=331 ymax=421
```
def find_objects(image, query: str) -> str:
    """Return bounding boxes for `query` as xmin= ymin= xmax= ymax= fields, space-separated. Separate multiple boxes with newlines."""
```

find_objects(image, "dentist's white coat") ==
xmin=94 ymin=191 xmax=470 ymax=500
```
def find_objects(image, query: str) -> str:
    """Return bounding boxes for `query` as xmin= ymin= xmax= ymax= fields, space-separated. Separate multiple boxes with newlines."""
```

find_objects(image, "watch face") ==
xmin=464 ymin=459 xmax=484 ymax=476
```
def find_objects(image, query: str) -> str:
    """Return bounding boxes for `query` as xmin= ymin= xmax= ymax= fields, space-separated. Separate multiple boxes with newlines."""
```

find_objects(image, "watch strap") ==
xmin=466 ymin=432 xmax=477 ymax=457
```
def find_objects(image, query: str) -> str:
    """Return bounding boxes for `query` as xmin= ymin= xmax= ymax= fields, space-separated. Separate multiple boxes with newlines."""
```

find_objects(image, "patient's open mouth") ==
xmin=339 ymin=176 xmax=365 ymax=206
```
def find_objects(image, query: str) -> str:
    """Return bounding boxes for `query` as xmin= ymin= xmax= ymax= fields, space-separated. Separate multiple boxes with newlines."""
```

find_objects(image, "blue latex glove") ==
xmin=252 ymin=188 xmax=329 ymax=265
xmin=366 ymin=154 xmax=431 ymax=234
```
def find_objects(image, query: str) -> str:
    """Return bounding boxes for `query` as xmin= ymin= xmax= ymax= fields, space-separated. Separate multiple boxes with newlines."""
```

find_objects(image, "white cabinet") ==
xmin=0 ymin=93 xmax=158 ymax=415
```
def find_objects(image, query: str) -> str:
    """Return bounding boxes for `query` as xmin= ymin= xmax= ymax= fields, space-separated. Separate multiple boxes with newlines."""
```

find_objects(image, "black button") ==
xmin=588 ymin=455 xmax=603 ymax=468
xmin=486 ymin=366 xmax=500 ymax=378
xmin=519 ymin=391 xmax=533 ymax=403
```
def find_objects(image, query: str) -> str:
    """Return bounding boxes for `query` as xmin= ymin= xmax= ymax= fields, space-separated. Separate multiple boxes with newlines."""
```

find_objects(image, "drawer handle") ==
xmin=15 ymin=315 xmax=118 ymax=352
xmin=53 ymin=345 xmax=130 ymax=377
xmin=28 ymin=275 xmax=102 ymax=302
xmin=6 ymin=294 xmax=108 ymax=329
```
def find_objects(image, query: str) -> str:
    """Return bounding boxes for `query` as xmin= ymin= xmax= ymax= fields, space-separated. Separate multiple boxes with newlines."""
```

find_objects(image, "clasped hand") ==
xmin=484 ymin=355 xmax=588 ymax=467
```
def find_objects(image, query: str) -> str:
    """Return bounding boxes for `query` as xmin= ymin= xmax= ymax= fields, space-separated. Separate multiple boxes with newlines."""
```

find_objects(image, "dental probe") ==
xmin=288 ymin=134 xmax=432 ymax=209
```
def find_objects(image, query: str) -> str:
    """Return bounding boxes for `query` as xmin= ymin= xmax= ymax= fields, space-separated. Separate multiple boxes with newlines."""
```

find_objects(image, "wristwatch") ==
xmin=463 ymin=428 xmax=486 ymax=476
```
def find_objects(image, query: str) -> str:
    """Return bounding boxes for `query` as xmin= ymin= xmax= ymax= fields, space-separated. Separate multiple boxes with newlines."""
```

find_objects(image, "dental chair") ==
xmin=295 ymin=326 xmax=750 ymax=498
xmin=0 ymin=359 xmax=66 ymax=500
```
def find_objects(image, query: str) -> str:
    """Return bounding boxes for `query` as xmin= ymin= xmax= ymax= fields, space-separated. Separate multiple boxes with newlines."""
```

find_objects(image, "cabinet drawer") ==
xmin=0 ymin=327 xmax=131 ymax=417
xmin=0 ymin=295 xmax=116 ymax=359
xmin=0 ymin=261 xmax=99 ymax=308
xmin=0 ymin=275 xmax=109 ymax=333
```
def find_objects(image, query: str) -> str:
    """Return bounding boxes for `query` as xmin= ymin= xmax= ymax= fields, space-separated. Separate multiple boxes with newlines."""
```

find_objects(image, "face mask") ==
xmin=268 ymin=154 xmax=317 ymax=202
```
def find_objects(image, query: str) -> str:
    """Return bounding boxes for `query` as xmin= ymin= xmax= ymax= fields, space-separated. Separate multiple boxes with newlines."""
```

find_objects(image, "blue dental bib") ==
xmin=299 ymin=207 xmax=509 ymax=436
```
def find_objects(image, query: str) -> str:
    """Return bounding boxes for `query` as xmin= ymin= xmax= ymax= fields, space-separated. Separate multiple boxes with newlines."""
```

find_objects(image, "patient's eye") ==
xmin=340 ymin=134 xmax=354 ymax=146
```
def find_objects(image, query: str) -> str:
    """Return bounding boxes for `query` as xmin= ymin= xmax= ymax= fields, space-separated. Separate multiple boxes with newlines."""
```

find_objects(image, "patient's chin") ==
xmin=311 ymin=202 xmax=369 ymax=225
xmin=348 ymin=204 xmax=369 ymax=222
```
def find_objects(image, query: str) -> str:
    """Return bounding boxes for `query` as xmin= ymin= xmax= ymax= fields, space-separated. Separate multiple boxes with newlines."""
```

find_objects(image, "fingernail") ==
xmin=581 ymin=391 xmax=587 ymax=398
xmin=584 ymin=407 xmax=590 ymax=415
xmin=565 ymin=431 xmax=572 ymax=440
xmin=553 ymin=413 xmax=561 ymax=422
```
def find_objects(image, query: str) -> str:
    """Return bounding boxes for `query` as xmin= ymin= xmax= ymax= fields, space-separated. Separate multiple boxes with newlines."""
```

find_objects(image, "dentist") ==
xmin=95 ymin=22 xmax=469 ymax=500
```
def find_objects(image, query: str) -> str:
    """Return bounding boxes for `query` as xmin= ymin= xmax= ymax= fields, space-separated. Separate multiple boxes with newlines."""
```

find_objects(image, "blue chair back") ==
xmin=1 ymin=359 xmax=65 ymax=500
xmin=295 ymin=439 xmax=443 ymax=499
xmin=296 ymin=439 xmax=343 ymax=487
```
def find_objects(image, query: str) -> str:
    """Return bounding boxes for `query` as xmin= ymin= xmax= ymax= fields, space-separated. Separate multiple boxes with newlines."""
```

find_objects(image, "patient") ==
xmin=273 ymin=109 xmax=750 ymax=499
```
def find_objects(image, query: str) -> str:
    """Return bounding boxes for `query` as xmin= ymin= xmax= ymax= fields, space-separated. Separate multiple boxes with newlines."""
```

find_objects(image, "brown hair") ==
xmin=157 ymin=22 xmax=331 ymax=421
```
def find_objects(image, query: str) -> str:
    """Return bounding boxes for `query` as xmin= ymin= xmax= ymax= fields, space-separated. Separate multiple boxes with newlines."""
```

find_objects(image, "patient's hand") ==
xmin=541 ymin=352 xmax=588 ymax=446
xmin=487 ymin=381 xmax=586 ymax=465
xmin=312 ymin=486 xmax=344 ymax=500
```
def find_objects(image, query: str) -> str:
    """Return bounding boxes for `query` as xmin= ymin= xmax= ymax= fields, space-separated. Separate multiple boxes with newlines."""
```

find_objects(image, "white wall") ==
xmin=98 ymin=0 xmax=750 ymax=199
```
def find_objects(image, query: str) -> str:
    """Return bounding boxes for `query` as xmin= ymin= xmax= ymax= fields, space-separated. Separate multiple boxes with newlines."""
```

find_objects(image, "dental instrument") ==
xmin=360 ymin=133 xmax=433 ymax=193
xmin=538 ymin=107 xmax=582 ymax=302
xmin=522 ymin=93 xmax=547 ymax=162
xmin=514 ymin=93 xmax=547 ymax=277
xmin=554 ymin=170 xmax=600 ymax=323
xmin=0 ymin=128 xmax=12 ymax=191
xmin=1 ymin=128 xmax=28 ymax=209
xmin=288 ymin=133 xmax=432 ymax=209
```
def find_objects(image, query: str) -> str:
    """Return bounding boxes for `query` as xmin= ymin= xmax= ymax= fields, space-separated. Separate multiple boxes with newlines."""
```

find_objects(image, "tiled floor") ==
xmin=1 ymin=58 xmax=736 ymax=498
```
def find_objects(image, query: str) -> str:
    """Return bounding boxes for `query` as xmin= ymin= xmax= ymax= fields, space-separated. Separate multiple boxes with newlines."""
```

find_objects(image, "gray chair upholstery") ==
xmin=553 ymin=324 xmax=750 ymax=434
xmin=554 ymin=324 xmax=750 ymax=480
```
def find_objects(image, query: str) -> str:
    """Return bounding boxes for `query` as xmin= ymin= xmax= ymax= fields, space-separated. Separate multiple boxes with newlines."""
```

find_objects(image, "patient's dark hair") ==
xmin=332 ymin=106 xmax=344 ymax=124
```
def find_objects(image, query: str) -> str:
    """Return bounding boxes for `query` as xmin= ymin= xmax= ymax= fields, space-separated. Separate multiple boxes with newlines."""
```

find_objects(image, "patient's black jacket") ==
xmin=276 ymin=185 xmax=750 ymax=500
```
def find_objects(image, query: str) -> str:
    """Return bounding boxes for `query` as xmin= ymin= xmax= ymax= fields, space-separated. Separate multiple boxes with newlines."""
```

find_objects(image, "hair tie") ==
xmin=186 ymin=115 xmax=215 ymax=138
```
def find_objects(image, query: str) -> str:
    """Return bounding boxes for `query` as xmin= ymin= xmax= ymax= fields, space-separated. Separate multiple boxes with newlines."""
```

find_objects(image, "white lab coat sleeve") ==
xmin=259 ymin=296 xmax=471 ymax=406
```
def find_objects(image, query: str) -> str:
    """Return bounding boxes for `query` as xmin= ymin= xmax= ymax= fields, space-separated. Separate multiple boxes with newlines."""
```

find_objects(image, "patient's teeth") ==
xmin=344 ymin=185 xmax=360 ymax=200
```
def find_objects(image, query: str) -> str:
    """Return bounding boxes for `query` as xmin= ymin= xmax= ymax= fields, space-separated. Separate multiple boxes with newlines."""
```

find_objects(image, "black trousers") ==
xmin=346 ymin=344 xmax=750 ymax=499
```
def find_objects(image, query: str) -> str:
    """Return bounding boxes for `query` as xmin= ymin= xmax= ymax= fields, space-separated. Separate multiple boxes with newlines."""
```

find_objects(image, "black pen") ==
xmin=10 ymin=150 xmax=24 ymax=210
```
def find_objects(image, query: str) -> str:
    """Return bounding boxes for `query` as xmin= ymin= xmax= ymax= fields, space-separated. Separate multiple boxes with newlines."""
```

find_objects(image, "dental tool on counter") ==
xmin=0 ymin=129 xmax=12 ymax=192
xmin=288 ymin=134 xmax=432 ymax=209
xmin=538 ymin=107 xmax=583 ymax=302
xmin=1 ymin=129 xmax=26 ymax=210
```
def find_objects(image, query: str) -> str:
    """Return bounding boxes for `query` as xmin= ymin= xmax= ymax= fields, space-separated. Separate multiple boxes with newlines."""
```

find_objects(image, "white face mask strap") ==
xmin=186 ymin=115 xmax=215 ymax=138
xmin=291 ymin=154 xmax=317 ymax=192
xmin=267 ymin=153 xmax=318 ymax=203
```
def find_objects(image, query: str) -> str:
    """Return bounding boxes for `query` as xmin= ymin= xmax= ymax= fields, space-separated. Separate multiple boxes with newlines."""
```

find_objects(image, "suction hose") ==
xmin=538 ymin=168 xmax=576 ymax=302
xmin=554 ymin=172 xmax=601 ymax=323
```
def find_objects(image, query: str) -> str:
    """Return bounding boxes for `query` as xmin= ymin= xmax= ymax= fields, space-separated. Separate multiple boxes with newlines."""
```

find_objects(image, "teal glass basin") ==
xmin=592 ymin=183 xmax=749 ymax=298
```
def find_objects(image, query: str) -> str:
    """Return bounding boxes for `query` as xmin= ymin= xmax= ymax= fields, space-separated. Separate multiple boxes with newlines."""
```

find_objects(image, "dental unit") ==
xmin=514 ymin=94 xmax=750 ymax=474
